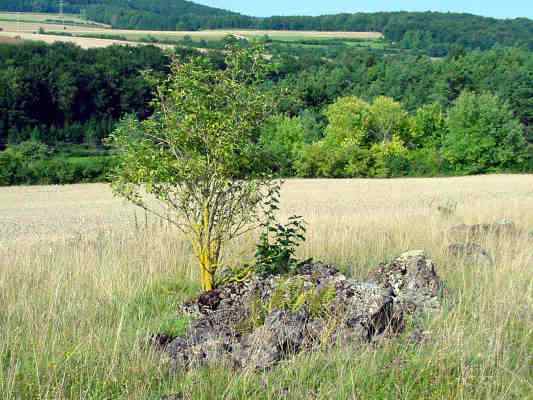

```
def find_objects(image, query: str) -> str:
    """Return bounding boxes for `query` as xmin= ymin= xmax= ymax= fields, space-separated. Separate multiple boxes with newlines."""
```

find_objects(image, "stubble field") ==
xmin=0 ymin=176 xmax=532 ymax=399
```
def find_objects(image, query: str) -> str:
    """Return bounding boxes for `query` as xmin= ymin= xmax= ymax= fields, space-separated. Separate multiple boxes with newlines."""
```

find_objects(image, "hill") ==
xmin=0 ymin=1 xmax=243 ymax=30
xmin=1 ymin=1 xmax=532 ymax=55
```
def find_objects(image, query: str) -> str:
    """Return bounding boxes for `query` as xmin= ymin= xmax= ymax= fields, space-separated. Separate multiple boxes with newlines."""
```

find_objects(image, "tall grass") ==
xmin=1 ymin=176 xmax=532 ymax=399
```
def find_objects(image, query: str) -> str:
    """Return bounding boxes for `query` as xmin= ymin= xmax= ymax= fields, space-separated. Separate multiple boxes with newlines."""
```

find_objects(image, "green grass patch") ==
xmin=124 ymin=279 xmax=199 ymax=338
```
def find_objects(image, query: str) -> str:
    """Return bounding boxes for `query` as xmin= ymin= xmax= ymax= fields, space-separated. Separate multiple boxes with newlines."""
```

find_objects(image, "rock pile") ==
xmin=448 ymin=219 xmax=520 ymax=243
xmin=446 ymin=243 xmax=494 ymax=266
xmin=159 ymin=251 xmax=444 ymax=370
xmin=446 ymin=219 xmax=531 ymax=266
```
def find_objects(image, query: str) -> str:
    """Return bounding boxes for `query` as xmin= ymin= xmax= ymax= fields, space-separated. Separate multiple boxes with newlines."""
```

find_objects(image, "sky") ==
xmin=195 ymin=1 xmax=532 ymax=19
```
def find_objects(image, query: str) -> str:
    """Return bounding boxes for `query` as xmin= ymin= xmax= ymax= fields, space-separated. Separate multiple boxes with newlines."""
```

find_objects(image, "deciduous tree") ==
xmin=110 ymin=46 xmax=277 ymax=291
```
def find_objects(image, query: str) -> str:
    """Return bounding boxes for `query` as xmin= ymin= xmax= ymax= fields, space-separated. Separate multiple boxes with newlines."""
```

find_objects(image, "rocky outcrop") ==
xmin=368 ymin=250 xmax=444 ymax=314
xmin=162 ymin=251 xmax=444 ymax=370
xmin=448 ymin=220 xmax=520 ymax=243
xmin=447 ymin=243 xmax=494 ymax=266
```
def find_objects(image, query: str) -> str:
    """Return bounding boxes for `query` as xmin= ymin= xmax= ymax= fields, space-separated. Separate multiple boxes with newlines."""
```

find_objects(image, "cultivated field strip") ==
xmin=0 ymin=31 xmax=175 ymax=49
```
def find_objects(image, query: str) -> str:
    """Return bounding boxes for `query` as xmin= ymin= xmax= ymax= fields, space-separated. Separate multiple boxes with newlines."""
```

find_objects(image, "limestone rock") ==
xmin=447 ymin=243 xmax=494 ymax=266
xmin=368 ymin=250 xmax=444 ymax=314
xmin=448 ymin=220 xmax=520 ymax=242
xmin=163 ymin=253 xmax=444 ymax=371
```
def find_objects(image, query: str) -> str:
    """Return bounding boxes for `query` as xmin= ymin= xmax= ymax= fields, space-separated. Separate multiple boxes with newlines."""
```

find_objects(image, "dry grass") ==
xmin=0 ymin=176 xmax=532 ymax=399
xmin=0 ymin=31 xmax=176 ymax=49
xmin=0 ymin=35 xmax=22 ymax=44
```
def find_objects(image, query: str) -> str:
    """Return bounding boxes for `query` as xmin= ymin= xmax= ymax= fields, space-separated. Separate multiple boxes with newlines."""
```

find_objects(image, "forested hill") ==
xmin=0 ymin=0 xmax=244 ymax=29
xmin=1 ymin=1 xmax=532 ymax=53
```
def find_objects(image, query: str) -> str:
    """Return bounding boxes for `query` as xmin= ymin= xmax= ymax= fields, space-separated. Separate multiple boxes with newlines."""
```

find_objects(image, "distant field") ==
xmin=0 ymin=34 xmax=22 ymax=44
xmin=0 ymin=12 xmax=383 ymax=49
xmin=0 ymin=31 xmax=175 ymax=49
xmin=1 ymin=175 xmax=531 ymax=245
xmin=0 ymin=11 xmax=108 ymax=26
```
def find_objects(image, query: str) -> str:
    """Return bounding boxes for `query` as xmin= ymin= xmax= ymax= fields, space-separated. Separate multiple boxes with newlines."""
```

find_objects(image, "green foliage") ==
xmin=110 ymin=45 xmax=277 ymax=291
xmin=254 ymin=186 xmax=308 ymax=277
xmin=298 ymin=95 xmax=413 ymax=178
xmin=267 ymin=277 xmax=336 ymax=318
xmin=0 ymin=146 xmax=24 ymax=186
xmin=0 ymin=141 xmax=116 ymax=186
xmin=410 ymin=103 xmax=447 ymax=148
xmin=11 ymin=140 xmax=51 ymax=160
xmin=369 ymin=136 xmax=410 ymax=178
xmin=259 ymin=115 xmax=306 ymax=176
xmin=241 ymin=276 xmax=337 ymax=333
xmin=0 ymin=39 xmax=532 ymax=186
xmin=368 ymin=96 xmax=411 ymax=144
xmin=0 ymin=42 xmax=168 ymax=149
xmin=254 ymin=215 xmax=307 ymax=277
xmin=324 ymin=96 xmax=371 ymax=147
xmin=443 ymin=92 xmax=527 ymax=174
xmin=407 ymin=147 xmax=445 ymax=176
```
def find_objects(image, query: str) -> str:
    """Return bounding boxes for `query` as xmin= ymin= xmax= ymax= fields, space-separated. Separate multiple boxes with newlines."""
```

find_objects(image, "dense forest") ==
xmin=1 ymin=1 xmax=532 ymax=55
xmin=0 ymin=38 xmax=531 ymax=185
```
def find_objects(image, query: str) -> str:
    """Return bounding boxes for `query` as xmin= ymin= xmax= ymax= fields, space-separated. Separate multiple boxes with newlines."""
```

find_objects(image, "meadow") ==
xmin=0 ymin=12 xmax=382 ymax=49
xmin=0 ymin=175 xmax=531 ymax=399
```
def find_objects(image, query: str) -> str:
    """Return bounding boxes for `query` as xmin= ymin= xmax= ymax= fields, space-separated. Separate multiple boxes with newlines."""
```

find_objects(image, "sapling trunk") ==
xmin=193 ymin=204 xmax=220 ymax=292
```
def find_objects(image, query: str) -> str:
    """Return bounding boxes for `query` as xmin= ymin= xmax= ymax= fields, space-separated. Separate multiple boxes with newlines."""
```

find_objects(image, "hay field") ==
xmin=0 ymin=31 xmax=175 ymax=49
xmin=0 ymin=175 xmax=532 ymax=399
xmin=0 ymin=35 xmax=22 ymax=44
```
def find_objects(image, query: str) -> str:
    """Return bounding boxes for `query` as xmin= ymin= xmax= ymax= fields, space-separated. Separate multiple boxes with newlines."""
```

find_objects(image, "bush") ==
xmin=369 ymin=137 xmax=410 ymax=178
xmin=0 ymin=141 xmax=116 ymax=186
xmin=443 ymin=91 xmax=528 ymax=174
xmin=254 ymin=215 xmax=308 ymax=277
xmin=407 ymin=147 xmax=445 ymax=176
xmin=0 ymin=147 xmax=24 ymax=185
xmin=259 ymin=115 xmax=306 ymax=176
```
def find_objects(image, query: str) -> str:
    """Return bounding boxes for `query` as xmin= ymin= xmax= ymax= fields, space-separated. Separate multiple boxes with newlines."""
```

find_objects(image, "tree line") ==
xmin=261 ymin=92 xmax=529 ymax=178
xmin=0 ymin=40 xmax=531 ymax=185
xmin=0 ymin=42 xmax=170 ymax=147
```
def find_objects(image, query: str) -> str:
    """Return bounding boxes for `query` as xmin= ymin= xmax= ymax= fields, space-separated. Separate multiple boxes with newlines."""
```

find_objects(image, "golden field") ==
xmin=0 ymin=176 xmax=531 ymax=399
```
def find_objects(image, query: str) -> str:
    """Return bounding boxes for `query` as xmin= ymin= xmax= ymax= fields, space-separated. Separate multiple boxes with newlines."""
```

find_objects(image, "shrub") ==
xmin=369 ymin=137 xmax=410 ymax=177
xmin=259 ymin=115 xmax=306 ymax=176
xmin=443 ymin=91 xmax=528 ymax=174
xmin=0 ymin=147 xmax=23 ymax=186
xmin=254 ymin=215 xmax=308 ymax=277
xmin=407 ymin=147 xmax=445 ymax=176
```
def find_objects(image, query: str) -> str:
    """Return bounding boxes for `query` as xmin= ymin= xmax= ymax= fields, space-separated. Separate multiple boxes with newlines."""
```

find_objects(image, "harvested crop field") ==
xmin=0 ymin=31 xmax=174 ymax=49
xmin=0 ymin=35 xmax=23 ymax=44
xmin=1 ymin=175 xmax=532 ymax=399
xmin=1 ymin=175 xmax=532 ymax=246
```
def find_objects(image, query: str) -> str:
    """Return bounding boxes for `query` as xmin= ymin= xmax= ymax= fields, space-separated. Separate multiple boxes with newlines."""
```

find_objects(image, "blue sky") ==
xmin=196 ymin=1 xmax=532 ymax=19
